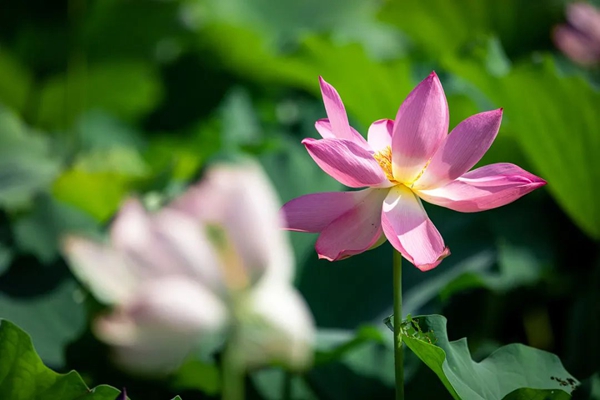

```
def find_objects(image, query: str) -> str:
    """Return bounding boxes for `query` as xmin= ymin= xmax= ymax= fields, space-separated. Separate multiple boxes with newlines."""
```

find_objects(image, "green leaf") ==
xmin=36 ymin=61 xmax=162 ymax=130
xmin=52 ymin=169 xmax=135 ymax=222
xmin=200 ymin=27 xmax=412 ymax=128
xmin=0 ymin=275 xmax=86 ymax=368
xmin=380 ymin=0 xmax=563 ymax=59
xmin=200 ymin=0 xmax=404 ymax=60
xmin=51 ymin=141 xmax=149 ymax=222
xmin=400 ymin=315 xmax=577 ymax=399
xmin=76 ymin=111 xmax=145 ymax=151
xmin=13 ymin=194 xmax=99 ymax=263
xmin=0 ymin=108 xmax=60 ymax=209
xmin=502 ymin=388 xmax=572 ymax=400
xmin=0 ymin=319 xmax=120 ymax=399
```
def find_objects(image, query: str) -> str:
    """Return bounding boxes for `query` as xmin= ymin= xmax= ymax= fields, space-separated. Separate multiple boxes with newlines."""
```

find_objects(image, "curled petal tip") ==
xmin=316 ymin=247 xmax=355 ymax=262
xmin=316 ymin=252 xmax=335 ymax=262
xmin=414 ymin=247 xmax=451 ymax=272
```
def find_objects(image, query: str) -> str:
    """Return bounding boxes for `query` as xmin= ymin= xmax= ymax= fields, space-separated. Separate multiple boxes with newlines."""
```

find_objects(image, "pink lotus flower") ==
xmin=63 ymin=162 xmax=314 ymax=374
xmin=281 ymin=73 xmax=546 ymax=270
xmin=553 ymin=2 xmax=600 ymax=66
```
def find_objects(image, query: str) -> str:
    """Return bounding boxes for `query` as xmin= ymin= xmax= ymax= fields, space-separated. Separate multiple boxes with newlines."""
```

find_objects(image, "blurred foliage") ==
xmin=0 ymin=0 xmax=598 ymax=398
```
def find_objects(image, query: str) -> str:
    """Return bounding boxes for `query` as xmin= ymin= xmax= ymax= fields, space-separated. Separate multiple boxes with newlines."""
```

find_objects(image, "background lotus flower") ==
xmin=282 ymin=73 xmax=546 ymax=270
xmin=63 ymin=162 xmax=314 ymax=374
xmin=553 ymin=2 xmax=600 ymax=66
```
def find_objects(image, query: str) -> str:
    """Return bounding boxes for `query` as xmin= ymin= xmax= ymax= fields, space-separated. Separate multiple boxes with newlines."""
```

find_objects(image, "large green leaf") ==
xmin=400 ymin=315 xmax=577 ymax=400
xmin=0 ymin=319 xmax=120 ymax=399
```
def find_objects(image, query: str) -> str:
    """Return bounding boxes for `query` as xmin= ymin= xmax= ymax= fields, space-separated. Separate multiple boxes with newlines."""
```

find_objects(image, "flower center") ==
xmin=373 ymin=146 xmax=397 ymax=184
xmin=408 ymin=158 xmax=431 ymax=187
xmin=374 ymin=146 xmax=431 ymax=188
xmin=206 ymin=224 xmax=249 ymax=291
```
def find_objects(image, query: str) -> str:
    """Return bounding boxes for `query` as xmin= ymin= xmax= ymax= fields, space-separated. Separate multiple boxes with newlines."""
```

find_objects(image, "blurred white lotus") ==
xmin=63 ymin=161 xmax=314 ymax=374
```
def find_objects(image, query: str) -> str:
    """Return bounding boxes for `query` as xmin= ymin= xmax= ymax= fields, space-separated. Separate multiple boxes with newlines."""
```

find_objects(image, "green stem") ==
xmin=222 ymin=341 xmax=244 ymax=400
xmin=393 ymin=250 xmax=404 ymax=400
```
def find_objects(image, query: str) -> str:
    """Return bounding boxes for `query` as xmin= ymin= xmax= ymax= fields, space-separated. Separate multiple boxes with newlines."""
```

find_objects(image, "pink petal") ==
xmin=314 ymin=119 xmax=336 ymax=139
xmin=242 ymin=280 xmax=315 ymax=370
xmin=110 ymin=199 xmax=223 ymax=288
xmin=567 ymin=2 xmax=600 ymax=43
xmin=392 ymin=72 xmax=449 ymax=183
xmin=173 ymin=161 xmax=295 ymax=284
xmin=367 ymin=119 xmax=394 ymax=152
xmin=302 ymin=138 xmax=388 ymax=188
xmin=109 ymin=199 xmax=182 ymax=277
xmin=96 ymin=277 xmax=228 ymax=374
xmin=319 ymin=77 xmax=355 ymax=142
xmin=315 ymin=188 xmax=389 ymax=261
xmin=62 ymin=237 xmax=137 ymax=304
xmin=151 ymin=209 xmax=224 ymax=290
xmin=381 ymin=185 xmax=450 ymax=271
xmin=415 ymin=163 xmax=547 ymax=212
xmin=414 ymin=109 xmax=503 ymax=190
xmin=281 ymin=190 xmax=374 ymax=233
xmin=553 ymin=25 xmax=600 ymax=66
xmin=110 ymin=199 xmax=152 ymax=251
xmin=315 ymin=118 xmax=370 ymax=150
